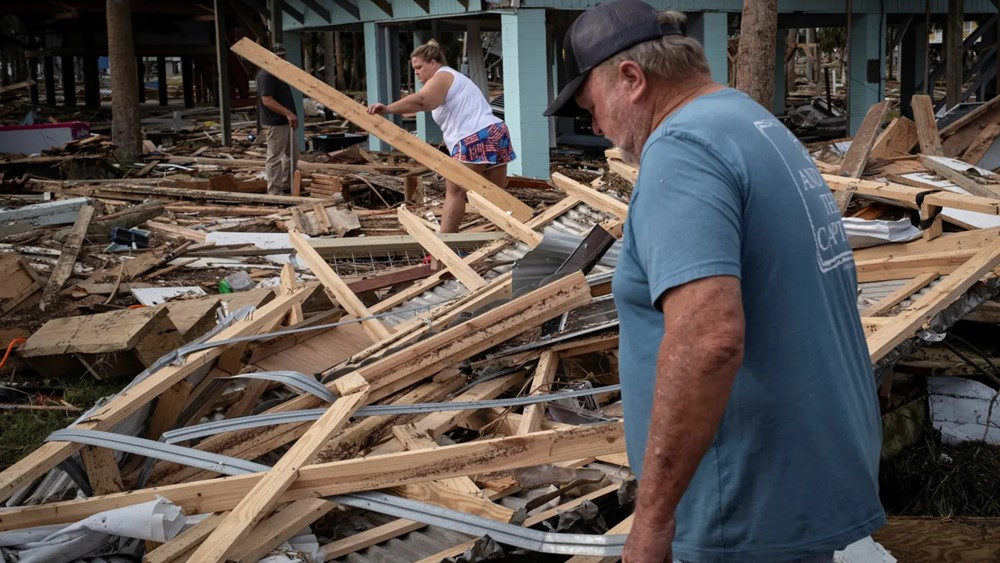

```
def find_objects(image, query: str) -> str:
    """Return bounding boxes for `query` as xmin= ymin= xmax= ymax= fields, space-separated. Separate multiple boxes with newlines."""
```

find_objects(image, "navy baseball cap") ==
xmin=544 ymin=0 xmax=684 ymax=117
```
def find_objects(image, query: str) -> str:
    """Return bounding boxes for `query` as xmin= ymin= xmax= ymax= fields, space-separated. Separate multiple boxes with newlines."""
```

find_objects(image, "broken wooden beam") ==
xmin=837 ymin=100 xmax=889 ymax=178
xmin=398 ymin=206 xmax=486 ymax=291
xmin=0 ymin=422 xmax=625 ymax=530
xmin=40 ymin=204 xmax=93 ymax=311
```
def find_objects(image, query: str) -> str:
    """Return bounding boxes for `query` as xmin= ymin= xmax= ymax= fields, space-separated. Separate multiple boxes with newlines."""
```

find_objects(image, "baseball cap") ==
xmin=544 ymin=0 xmax=684 ymax=117
xmin=271 ymin=43 xmax=287 ymax=55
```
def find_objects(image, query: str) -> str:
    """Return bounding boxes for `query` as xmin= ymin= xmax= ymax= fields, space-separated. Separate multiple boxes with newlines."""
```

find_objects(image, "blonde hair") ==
xmin=411 ymin=39 xmax=447 ymax=66
xmin=598 ymin=12 xmax=710 ymax=83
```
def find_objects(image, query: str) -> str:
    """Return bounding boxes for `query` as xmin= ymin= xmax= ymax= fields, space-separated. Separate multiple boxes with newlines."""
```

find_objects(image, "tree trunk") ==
xmin=107 ymin=0 xmax=142 ymax=161
xmin=785 ymin=29 xmax=797 ymax=97
xmin=734 ymin=0 xmax=778 ymax=108
xmin=334 ymin=31 xmax=345 ymax=90
xmin=945 ymin=0 xmax=963 ymax=108
xmin=323 ymin=32 xmax=334 ymax=85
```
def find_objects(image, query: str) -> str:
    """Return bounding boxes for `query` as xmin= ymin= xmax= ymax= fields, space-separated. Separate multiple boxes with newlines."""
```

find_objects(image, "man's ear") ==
xmin=618 ymin=60 xmax=648 ymax=104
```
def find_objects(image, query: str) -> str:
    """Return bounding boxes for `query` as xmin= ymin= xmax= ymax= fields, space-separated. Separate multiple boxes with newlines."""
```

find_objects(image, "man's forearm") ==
xmin=635 ymin=322 xmax=743 ymax=529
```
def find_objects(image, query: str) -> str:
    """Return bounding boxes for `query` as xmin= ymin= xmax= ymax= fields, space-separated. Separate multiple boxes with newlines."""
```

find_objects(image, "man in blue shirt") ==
xmin=544 ymin=2 xmax=885 ymax=561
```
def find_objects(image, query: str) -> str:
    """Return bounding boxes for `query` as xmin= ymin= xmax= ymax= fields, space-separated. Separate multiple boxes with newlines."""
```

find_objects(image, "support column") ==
xmin=364 ymin=22 xmax=390 ymax=152
xmin=900 ymin=17 xmax=927 ymax=119
xmin=44 ymin=55 xmax=56 ymax=105
xmin=687 ymin=12 xmax=729 ymax=85
xmin=136 ymin=56 xmax=146 ymax=103
xmin=805 ymin=27 xmax=816 ymax=82
xmin=465 ymin=22 xmax=488 ymax=97
xmin=285 ymin=30 xmax=306 ymax=151
xmin=28 ymin=57 xmax=39 ymax=105
xmin=61 ymin=55 xmax=76 ymax=107
xmin=214 ymin=0 xmax=232 ymax=146
xmin=773 ymin=31 xmax=785 ymax=115
xmin=848 ymin=13 xmax=885 ymax=134
xmin=501 ymin=9 xmax=549 ymax=178
xmin=83 ymin=56 xmax=100 ymax=106
xmin=945 ymin=0 xmax=963 ymax=108
xmin=413 ymin=29 xmax=442 ymax=145
xmin=271 ymin=0 xmax=283 ymax=45
xmin=157 ymin=56 xmax=168 ymax=106
xmin=181 ymin=55 xmax=194 ymax=108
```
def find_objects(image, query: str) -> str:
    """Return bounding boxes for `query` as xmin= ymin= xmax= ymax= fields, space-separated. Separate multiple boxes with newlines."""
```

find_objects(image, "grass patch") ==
xmin=0 ymin=375 xmax=133 ymax=470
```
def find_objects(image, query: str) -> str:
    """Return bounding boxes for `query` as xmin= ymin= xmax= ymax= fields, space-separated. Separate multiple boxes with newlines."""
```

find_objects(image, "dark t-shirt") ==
xmin=257 ymin=69 xmax=295 ymax=126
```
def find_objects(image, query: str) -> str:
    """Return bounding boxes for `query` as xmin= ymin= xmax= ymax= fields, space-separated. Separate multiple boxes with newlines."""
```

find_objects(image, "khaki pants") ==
xmin=264 ymin=125 xmax=299 ymax=195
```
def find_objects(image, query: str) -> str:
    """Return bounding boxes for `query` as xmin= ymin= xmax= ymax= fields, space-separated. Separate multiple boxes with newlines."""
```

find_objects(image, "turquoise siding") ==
xmin=502 ymin=9 xmax=550 ymax=178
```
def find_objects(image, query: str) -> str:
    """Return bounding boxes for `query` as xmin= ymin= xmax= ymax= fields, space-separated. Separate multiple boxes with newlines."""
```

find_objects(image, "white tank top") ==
xmin=431 ymin=67 xmax=502 ymax=153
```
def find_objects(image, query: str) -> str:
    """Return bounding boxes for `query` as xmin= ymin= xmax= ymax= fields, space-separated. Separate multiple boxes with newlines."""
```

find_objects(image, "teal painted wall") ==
xmin=501 ymin=9 xmax=551 ymax=178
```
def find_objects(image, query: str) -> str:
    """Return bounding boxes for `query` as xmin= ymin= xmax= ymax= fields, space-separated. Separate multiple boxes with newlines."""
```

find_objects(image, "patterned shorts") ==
xmin=450 ymin=122 xmax=517 ymax=167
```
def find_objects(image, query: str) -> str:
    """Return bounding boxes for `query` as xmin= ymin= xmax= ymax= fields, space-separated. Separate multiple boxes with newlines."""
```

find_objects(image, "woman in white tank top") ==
xmin=367 ymin=40 xmax=517 ymax=234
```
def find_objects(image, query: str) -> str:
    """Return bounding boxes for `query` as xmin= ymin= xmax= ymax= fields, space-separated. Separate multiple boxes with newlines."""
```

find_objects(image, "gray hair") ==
xmin=597 ymin=11 xmax=711 ymax=84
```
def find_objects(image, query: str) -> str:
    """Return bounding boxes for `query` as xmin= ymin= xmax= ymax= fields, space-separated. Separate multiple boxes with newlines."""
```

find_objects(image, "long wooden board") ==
xmin=912 ymin=94 xmax=943 ymax=156
xmin=40 ymin=204 xmax=93 ymax=311
xmin=551 ymin=173 xmax=629 ymax=220
xmin=0 ymin=422 xmax=625 ymax=530
xmin=837 ymin=100 xmax=889 ymax=178
xmin=190 ymin=379 xmax=368 ymax=562
xmin=867 ymin=237 xmax=1000 ymax=362
xmin=231 ymin=38 xmax=532 ymax=222
xmin=398 ymin=206 xmax=486 ymax=290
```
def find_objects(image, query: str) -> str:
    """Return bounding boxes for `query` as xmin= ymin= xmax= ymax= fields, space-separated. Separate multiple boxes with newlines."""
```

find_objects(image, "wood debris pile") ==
xmin=1 ymin=39 xmax=1000 ymax=561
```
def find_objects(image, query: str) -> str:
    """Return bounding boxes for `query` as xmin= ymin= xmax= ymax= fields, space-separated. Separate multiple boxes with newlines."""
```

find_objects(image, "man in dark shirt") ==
xmin=257 ymin=43 xmax=299 ymax=194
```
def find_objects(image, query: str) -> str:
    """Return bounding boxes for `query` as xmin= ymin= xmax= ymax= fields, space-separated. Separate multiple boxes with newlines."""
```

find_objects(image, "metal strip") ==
xmin=331 ymin=491 xmax=626 ymax=556
xmin=47 ymin=429 xmax=268 ymax=476
xmin=226 ymin=371 xmax=336 ymax=403
xmin=161 ymin=385 xmax=622 ymax=445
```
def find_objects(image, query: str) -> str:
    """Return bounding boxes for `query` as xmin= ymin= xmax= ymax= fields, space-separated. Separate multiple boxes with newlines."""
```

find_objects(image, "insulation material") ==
xmin=834 ymin=536 xmax=897 ymax=562
xmin=843 ymin=217 xmax=922 ymax=249
xmin=928 ymin=376 xmax=1000 ymax=444
xmin=131 ymin=286 xmax=207 ymax=306
xmin=0 ymin=497 xmax=185 ymax=563
xmin=258 ymin=533 xmax=322 ymax=562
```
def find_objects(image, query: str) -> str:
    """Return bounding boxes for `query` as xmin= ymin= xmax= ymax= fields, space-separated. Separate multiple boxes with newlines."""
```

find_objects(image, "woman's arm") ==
xmin=368 ymin=72 xmax=454 ymax=115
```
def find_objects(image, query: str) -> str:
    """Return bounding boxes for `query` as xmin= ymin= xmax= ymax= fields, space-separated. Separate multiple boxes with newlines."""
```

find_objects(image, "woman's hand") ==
xmin=367 ymin=103 xmax=389 ymax=116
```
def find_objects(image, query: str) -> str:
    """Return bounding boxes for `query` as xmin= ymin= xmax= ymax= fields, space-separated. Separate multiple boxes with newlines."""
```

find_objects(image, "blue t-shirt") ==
xmin=612 ymin=88 xmax=885 ymax=562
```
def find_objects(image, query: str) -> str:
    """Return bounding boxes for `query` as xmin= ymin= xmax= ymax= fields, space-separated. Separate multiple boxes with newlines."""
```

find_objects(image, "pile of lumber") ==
xmin=3 ymin=41 xmax=1000 ymax=562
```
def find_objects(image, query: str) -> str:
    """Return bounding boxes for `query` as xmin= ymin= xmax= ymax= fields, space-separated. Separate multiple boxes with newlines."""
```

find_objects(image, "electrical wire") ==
xmin=0 ymin=338 xmax=26 ymax=371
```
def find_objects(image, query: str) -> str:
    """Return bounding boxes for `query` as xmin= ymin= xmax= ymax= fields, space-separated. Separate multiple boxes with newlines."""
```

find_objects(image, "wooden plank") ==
xmin=871 ymin=116 xmax=919 ymax=160
xmin=322 ymin=519 xmax=425 ymax=560
xmin=80 ymin=446 xmax=123 ymax=495
xmin=144 ymin=380 xmax=193 ymax=441
xmin=607 ymin=158 xmax=638 ymax=185
xmin=288 ymin=229 xmax=392 ymax=342
xmin=861 ymin=272 xmax=939 ymax=317
xmin=389 ymin=480 xmax=515 ymax=522
xmin=867 ymin=237 xmax=1000 ymax=362
xmin=0 ymin=289 xmax=310 ymax=504
xmin=855 ymin=249 xmax=975 ymax=283
xmin=516 ymin=350 xmax=559 ymax=435
xmin=912 ymin=95 xmax=944 ymax=156
xmin=145 ymin=221 xmax=209 ymax=242
xmin=143 ymin=512 xmax=226 ymax=563
xmin=227 ymin=498 xmax=335 ymax=563
xmin=189 ymin=379 xmax=369 ymax=562
xmin=392 ymin=423 xmax=483 ymax=496
xmin=466 ymin=191 xmax=542 ymax=247
xmin=40 ymin=204 xmax=94 ymax=311
xmin=873 ymin=516 xmax=1000 ymax=562
xmin=0 ymin=423 xmax=626 ymax=531
xmin=230 ymin=39 xmax=532 ymax=222
xmin=837 ymin=100 xmax=889 ymax=178
xmin=823 ymin=174 xmax=1000 ymax=216
xmin=279 ymin=262 xmax=304 ymax=325
xmin=0 ymin=253 xmax=44 ymax=315
xmin=920 ymin=155 xmax=1000 ymax=199
xmin=551 ymin=173 xmax=629 ymax=220
xmin=398 ymin=206 xmax=486 ymax=291
xmin=959 ymin=122 xmax=1000 ymax=165
xmin=62 ymin=184 xmax=317 ymax=206
xmin=19 ymin=307 xmax=169 ymax=357
xmin=940 ymin=95 xmax=1000 ymax=157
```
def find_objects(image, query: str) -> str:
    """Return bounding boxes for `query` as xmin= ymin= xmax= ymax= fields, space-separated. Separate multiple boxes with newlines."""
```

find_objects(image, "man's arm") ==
xmin=261 ymin=95 xmax=298 ymax=129
xmin=623 ymin=275 xmax=745 ymax=562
